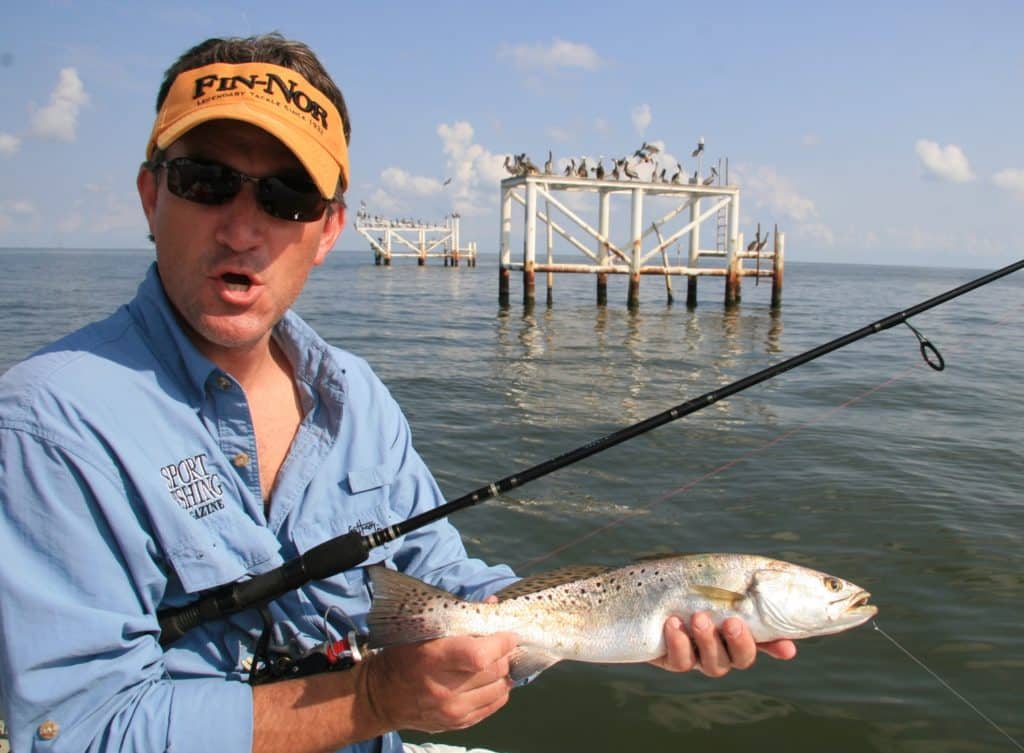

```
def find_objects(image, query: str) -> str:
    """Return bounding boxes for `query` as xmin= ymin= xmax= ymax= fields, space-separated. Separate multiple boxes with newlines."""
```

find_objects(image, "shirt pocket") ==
xmin=162 ymin=509 xmax=283 ymax=595
xmin=290 ymin=461 xmax=402 ymax=597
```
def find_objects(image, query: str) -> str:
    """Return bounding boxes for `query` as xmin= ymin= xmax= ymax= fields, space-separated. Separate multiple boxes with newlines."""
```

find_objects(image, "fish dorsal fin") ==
xmin=631 ymin=552 xmax=692 ymax=564
xmin=494 ymin=565 xmax=612 ymax=600
xmin=692 ymin=584 xmax=746 ymax=606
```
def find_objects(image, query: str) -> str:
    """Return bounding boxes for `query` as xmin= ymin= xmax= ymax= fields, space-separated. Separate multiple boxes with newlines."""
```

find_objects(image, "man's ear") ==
xmin=314 ymin=203 xmax=345 ymax=265
xmin=137 ymin=164 xmax=158 ymax=231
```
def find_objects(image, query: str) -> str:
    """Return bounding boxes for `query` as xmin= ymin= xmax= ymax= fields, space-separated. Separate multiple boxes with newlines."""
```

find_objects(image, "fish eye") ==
xmin=824 ymin=577 xmax=842 ymax=592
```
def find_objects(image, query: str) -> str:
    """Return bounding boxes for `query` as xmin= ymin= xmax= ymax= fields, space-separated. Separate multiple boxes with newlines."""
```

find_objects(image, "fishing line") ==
xmin=873 ymin=621 xmax=1024 ymax=751
xmin=156 ymin=259 xmax=1024 ymax=645
xmin=517 ymin=296 xmax=1024 ymax=573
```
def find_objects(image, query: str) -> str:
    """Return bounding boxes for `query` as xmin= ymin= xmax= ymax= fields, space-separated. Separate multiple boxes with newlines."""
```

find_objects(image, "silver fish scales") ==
xmin=367 ymin=553 xmax=877 ymax=682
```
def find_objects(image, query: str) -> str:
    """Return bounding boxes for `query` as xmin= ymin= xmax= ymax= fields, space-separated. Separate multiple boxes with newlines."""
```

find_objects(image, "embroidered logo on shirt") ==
xmin=160 ymin=452 xmax=226 ymax=520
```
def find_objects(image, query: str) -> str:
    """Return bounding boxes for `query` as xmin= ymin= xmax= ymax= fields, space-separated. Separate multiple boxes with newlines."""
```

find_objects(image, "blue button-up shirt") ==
xmin=0 ymin=264 xmax=516 ymax=753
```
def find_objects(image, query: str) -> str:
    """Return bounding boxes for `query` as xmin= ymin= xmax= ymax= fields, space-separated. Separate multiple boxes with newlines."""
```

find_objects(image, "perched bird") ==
xmin=611 ymin=160 xmax=621 ymax=180
xmin=594 ymin=159 xmax=605 ymax=180
xmin=702 ymin=166 xmax=718 ymax=186
xmin=622 ymin=159 xmax=639 ymax=180
xmin=756 ymin=233 xmax=771 ymax=252
xmin=670 ymin=163 xmax=682 ymax=184
xmin=688 ymin=169 xmax=699 ymax=185
xmin=747 ymin=237 xmax=759 ymax=252
xmin=503 ymin=155 xmax=517 ymax=175
xmin=564 ymin=158 xmax=576 ymax=177
xmin=544 ymin=150 xmax=554 ymax=175
xmin=577 ymin=158 xmax=589 ymax=179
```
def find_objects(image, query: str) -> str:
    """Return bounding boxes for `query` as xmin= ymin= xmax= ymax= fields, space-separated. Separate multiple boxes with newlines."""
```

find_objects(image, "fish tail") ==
xmin=367 ymin=566 xmax=465 ymax=649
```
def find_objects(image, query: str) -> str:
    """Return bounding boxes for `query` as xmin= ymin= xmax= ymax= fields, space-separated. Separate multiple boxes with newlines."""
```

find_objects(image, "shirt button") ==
xmin=216 ymin=375 xmax=232 ymax=390
xmin=38 ymin=720 xmax=59 ymax=740
xmin=232 ymin=452 xmax=250 ymax=468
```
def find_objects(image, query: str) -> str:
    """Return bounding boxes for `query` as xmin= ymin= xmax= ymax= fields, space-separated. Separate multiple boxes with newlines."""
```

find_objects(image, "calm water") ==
xmin=1 ymin=248 xmax=1022 ymax=752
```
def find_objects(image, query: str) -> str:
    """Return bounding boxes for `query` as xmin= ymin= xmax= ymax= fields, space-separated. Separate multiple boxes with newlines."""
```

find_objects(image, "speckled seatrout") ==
xmin=367 ymin=553 xmax=877 ymax=682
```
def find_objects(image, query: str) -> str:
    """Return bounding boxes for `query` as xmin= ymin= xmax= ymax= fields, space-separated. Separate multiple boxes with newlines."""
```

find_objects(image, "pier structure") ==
xmin=354 ymin=211 xmax=477 ymax=267
xmin=498 ymin=172 xmax=783 ymax=308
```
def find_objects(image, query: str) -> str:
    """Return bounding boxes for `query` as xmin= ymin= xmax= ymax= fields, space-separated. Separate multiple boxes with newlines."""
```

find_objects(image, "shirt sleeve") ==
xmin=0 ymin=426 xmax=252 ymax=753
xmin=375 ymin=395 xmax=518 ymax=602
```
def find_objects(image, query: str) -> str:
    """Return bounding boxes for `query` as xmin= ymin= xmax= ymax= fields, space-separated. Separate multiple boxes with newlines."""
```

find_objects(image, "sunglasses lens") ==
xmin=162 ymin=158 xmax=328 ymax=222
xmin=258 ymin=175 xmax=329 ymax=222
xmin=165 ymin=159 xmax=240 ymax=205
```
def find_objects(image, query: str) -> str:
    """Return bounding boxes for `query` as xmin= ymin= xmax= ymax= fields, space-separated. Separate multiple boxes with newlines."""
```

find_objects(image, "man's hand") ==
xmin=649 ymin=614 xmax=797 ymax=677
xmin=363 ymin=632 xmax=518 ymax=734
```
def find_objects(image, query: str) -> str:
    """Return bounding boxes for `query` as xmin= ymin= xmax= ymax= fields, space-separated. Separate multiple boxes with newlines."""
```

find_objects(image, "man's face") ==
xmin=138 ymin=119 xmax=344 ymax=363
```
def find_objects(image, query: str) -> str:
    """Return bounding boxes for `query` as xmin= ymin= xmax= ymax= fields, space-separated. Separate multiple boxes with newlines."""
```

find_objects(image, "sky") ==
xmin=1 ymin=1 xmax=1022 ymax=268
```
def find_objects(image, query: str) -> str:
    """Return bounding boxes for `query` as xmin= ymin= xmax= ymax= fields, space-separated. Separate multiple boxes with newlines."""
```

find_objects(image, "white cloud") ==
xmin=379 ymin=167 xmax=444 ymax=197
xmin=736 ymin=164 xmax=818 ymax=223
xmin=0 ymin=199 xmax=39 ymax=234
xmin=0 ymin=132 xmax=20 ymax=156
xmin=914 ymin=139 xmax=974 ymax=183
xmin=31 ymin=68 xmax=89 ymax=142
xmin=631 ymin=104 xmax=652 ymax=134
xmin=436 ymin=121 xmax=507 ymax=216
xmin=992 ymin=168 xmax=1024 ymax=198
xmin=498 ymin=39 xmax=604 ymax=72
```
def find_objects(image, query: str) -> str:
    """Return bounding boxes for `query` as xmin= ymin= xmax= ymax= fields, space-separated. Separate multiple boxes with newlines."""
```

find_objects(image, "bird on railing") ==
xmin=634 ymin=141 xmax=660 ymax=163
xmin=688 ymin=169 xmax=698 ymax=184
xmin=621 ymin=158 xmax=640 ymax=180
xmin=702 ymin=166 xmax=718 ymax=185
xmin=594 ymin=158 xmax=605 ymax=180
xmin=577 ymin=158 xmax=589 ymax=179
xmin=747 ymin=237 xmax=759 ymax=251
xmin=611 ymin=160 xmax=621 ymax=180
xmin=519 ymin=153 xmax=540 ymax=176
xmin=756 ymin=233 xmax=771 ymax=252
xmin=670 ymin=163 xmax=683 ymax=184
xmin=544 ymin=150 xmax=554 ymax=175
xmin=564 ymin=158 xmax=576 ymax=177
xmin=503 ymin=155 xmax=517 ymax=175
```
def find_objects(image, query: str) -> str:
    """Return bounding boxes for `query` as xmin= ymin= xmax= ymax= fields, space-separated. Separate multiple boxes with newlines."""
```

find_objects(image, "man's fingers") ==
xmin=757 ymin=638 xmax=798 ymax=661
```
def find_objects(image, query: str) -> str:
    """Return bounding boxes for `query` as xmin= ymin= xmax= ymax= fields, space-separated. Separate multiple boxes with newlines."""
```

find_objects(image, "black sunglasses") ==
xmin=153 ymin=157 xmax=330 ymax=222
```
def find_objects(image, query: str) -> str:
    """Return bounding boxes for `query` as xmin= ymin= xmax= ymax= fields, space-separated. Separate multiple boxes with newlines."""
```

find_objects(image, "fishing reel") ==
xmin=248 ymin=629 xmax=373 ymax=685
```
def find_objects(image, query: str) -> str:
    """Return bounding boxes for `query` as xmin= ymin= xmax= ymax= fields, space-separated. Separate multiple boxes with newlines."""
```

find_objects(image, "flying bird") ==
xmin=691 ymin=137 xmax=705 ymax=158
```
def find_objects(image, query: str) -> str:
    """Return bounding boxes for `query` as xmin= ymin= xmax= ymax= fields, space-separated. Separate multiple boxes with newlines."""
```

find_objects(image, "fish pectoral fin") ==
xmin=508 ymin=646 xmax=562 ymax=683
xmin=692 ymin=584 xmax=746 ymax=606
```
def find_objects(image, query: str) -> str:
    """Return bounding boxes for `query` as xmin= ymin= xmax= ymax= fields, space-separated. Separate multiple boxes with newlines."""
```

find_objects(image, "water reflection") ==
xmin=493 ymin=301 xmax=789 ymax=431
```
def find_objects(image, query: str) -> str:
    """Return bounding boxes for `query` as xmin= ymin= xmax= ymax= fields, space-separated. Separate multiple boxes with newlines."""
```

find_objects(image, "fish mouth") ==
xmin=846 ymin=590 xmax=878 ymax=618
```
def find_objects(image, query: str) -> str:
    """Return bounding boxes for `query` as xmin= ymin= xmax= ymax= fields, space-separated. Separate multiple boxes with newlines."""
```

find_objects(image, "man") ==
xmin=0 ymin=34 xmax=794 ymax=753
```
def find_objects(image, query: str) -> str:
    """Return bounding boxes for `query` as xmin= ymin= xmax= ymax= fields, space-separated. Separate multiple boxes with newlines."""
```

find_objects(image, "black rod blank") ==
xmin=157 ymin=258 xmax=1024 ymax=645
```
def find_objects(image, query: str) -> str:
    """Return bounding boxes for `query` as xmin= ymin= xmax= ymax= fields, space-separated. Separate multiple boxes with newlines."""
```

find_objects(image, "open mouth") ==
xmin=849 ymin=591 xmax=876 ymax=613
xmin=221 ymin=272 xmax=253 ymax=292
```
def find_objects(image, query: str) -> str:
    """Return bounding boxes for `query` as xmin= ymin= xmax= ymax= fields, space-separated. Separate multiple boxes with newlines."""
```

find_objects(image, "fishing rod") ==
xmin=157 ymin=258 xmax=1024 ymax=646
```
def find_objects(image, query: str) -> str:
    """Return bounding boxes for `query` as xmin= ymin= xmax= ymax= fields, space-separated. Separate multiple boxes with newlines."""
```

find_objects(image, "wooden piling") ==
xmin=771 ymin=228 xmax=785 ymax=309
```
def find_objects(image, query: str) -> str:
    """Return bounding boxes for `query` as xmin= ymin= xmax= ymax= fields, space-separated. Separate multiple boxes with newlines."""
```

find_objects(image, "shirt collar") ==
xmin=127 ymin=262 xmax=346 ymax=404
